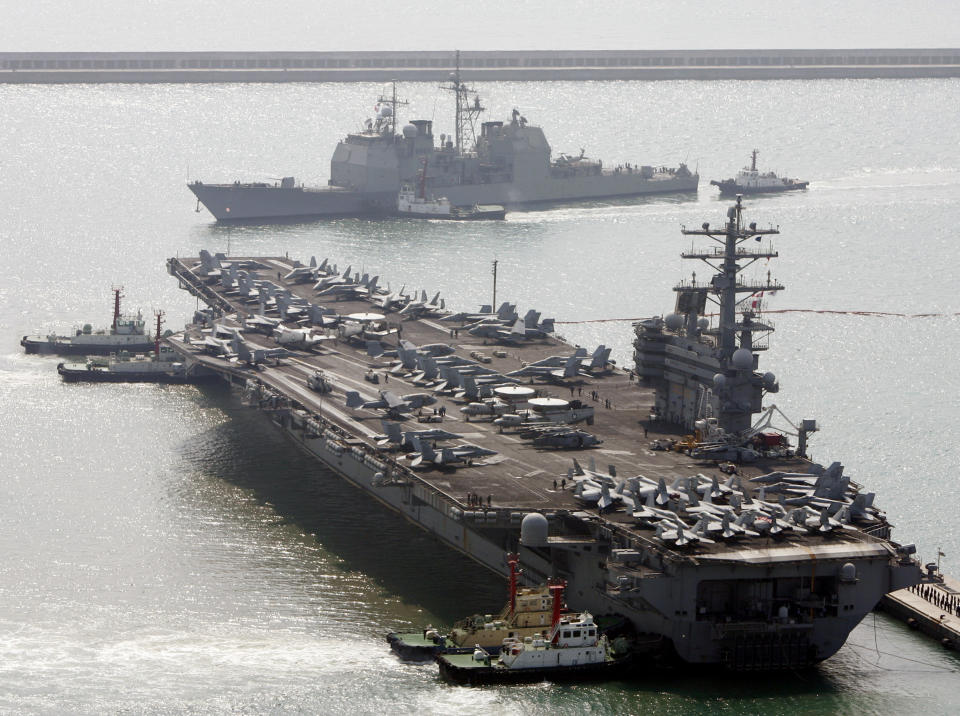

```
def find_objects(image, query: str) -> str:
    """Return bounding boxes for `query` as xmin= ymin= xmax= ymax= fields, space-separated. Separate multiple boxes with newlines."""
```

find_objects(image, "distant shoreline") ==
xmin=2 ymin=49 xmax=958 ymax=83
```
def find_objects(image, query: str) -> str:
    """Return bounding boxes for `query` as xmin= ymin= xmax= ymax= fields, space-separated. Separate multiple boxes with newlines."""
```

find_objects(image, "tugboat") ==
xmin=434 ymin=580 xmax=631 ymax=685
xmin=396 ymin=160 xmax=505 ymax=220
xmin=57 ymin=311 xmax=215 ymax=384
xmin=387 ymin=554 xmax=559 ymax=660
xmin=710 ymin=149 xmax=809 ymax=196
xmin=22 ymin=287 xmax=154 ymax=356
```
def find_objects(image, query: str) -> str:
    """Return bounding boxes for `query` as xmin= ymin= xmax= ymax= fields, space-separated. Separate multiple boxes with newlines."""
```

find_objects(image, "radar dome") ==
xmin=763 ymin=372 xmax=777 ymax=387
xmin=731 ymin=348 xmax=754 ymax=370
xmin=402 ymin=123 xmax=418 ymax=138
xmin=378 ymin=105 xmax=393 ymax=118
xmin=520 ymin=512 xmax=549 ymax=547
xmin=712 ymin=373 xmax=726 ymax=389
xmin=664 ymin=313 xmax=683 ymax=331
xmin=840 ymin=562 xmax=857 ymax=582
xmin=697 ymin=318 xmax=709 ymax=330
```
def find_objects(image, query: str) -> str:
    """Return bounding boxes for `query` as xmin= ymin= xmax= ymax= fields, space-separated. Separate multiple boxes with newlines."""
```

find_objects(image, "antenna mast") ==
xmin=376 ymin=80 xmax=408 ymax=136
xmin=678 ymin=196 xmax=782 ymax=433
xmin=440 ymin=50 xmax=485 ymax=153
xmin=491 ymin=259 xmax=498 ymax=310
xmin=112 ymin=285 xmax=124 ymax=332
xmin=154 ymin=310 xmax=165 ymax=357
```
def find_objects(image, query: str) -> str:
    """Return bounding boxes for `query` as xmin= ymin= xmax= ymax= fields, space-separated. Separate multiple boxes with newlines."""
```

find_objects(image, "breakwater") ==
xmin=2 ymin=49 xmax=959 ymax=83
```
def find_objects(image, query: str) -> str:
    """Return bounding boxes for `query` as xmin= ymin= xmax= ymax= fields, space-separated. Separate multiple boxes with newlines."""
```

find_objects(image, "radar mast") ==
xmin=439 ymin=50 xmax=485 ymax=153
xmin=375 ymin=81 xmax=408 ymax=136
xmin=677 ymin=196 xmax=782 ymax=433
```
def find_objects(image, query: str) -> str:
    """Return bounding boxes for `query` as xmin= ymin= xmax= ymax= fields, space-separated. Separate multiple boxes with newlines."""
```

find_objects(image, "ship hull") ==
xmin=435 ymin=653 xmax=631 ymax=685
xmin=21 ymin=335 xmax=155 ymax=355
xmin=216 ymin=393 xmax=909 ymax=670
xmin=57 ymin=362 xmax=218 ymax=384
xmin=710 ymin=179 xmax=809 ymax=196
xmin=188 ymin=182 xmax=394 ymax=221
xmin=190 ymin=175 xmax=698 ymax=222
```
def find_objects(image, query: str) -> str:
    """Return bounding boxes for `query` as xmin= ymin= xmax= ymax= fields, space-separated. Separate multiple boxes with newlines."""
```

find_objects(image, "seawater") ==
xmin=0 ymin=78 xmax=959 ymax=714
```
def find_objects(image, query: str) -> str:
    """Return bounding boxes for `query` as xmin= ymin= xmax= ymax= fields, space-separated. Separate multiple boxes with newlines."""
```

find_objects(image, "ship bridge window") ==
xmin=562 ymin=630 xmax=571 ymax=638
xmin=588 ymin=629 xmax=596 ymax=636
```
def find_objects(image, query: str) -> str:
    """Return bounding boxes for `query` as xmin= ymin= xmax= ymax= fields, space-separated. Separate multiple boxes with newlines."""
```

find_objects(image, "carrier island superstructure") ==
xmin=188 ymin=59 xmax=697 ymax=221
xmin=164 ymin=199 xmax=919 ymax=669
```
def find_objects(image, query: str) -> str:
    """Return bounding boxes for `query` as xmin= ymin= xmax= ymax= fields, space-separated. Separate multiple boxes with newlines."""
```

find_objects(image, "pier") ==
xmin=2 ymin=49 xmax=959 ymax=84
xmin=879 ymin=571 xmax=960 ymax=650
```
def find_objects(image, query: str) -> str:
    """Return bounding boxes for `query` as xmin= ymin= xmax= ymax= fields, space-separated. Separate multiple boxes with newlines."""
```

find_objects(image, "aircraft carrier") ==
xmin=188 ymin=57 xmax=698 ymax=221
xmin=163 ymin=198 xmax=920 ymax=669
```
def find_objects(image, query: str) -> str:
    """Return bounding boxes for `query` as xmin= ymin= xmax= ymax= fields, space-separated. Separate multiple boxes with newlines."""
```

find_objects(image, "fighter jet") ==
xmin=235 ymin=340 xmax=291 ymax=366
xmin=654 ymin=519 xmax=710 ymax=547
xmin=283 ymin=256 xmax=320 ymax=283
xmin=375 ymin=420 xmax=462 ymax=450
xmin=272 ymin=325 xmax=332 ymax=350
xmin=531 ymin=428 xmax=602 ymax=449
xmin=243 ymin=313 xmax=281 ymax=334
xmin=345 ymin=390 xmax=437 ymax=418
xmin=459 ymin=398 xmax=511 ymax=420
xmin=442 ymin=302 xmax=517 ymax=325
xmin=405 ymin=436 xmax=496 ymax=469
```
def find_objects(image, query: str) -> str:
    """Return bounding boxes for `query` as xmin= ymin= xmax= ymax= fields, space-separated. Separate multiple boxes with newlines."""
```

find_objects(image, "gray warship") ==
xmin=164 ymin=198 xmax=920 ymax=669
xmin=188 ymin=60 xmax=698 ymax=221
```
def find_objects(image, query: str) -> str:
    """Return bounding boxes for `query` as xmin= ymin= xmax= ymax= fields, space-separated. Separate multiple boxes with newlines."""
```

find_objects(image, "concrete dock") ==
xmin=879 ymin=572 xmax=960 ymax=650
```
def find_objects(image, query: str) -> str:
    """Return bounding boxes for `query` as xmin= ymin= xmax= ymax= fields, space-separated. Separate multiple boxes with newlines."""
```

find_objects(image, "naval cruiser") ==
xmin=164 ymin=198 xmax=920 ymax=669
xmin=188 ymin=58 xmax=698 ymax=221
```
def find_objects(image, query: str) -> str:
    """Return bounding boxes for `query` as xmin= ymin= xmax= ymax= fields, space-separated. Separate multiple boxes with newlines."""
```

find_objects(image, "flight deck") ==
xmin=166 ymin=254 xmax=890 ymax=557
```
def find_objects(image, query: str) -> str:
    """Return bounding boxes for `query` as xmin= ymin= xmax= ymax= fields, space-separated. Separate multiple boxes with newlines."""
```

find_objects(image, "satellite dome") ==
xmin=713 ymin=373 xmax=726 ymax=389
xmin=763 ymin=371 xmax=777 ymax=387
xmin=697 ymin=318 xmax=709 ymax=330
xmin=402 ymin=123 xmax=418 ymax=138
xmin=664 ymin=313 xmax=683 ymax=331
xmin=840 ymin=562 xmax=857 ymax=582
xmin=379 ymin=105 xmax=393 ymax=118
xmin=520 ymin=512 xmax=549 ymax=547
xmin=731 ymin=348 xmax=754 ymax=370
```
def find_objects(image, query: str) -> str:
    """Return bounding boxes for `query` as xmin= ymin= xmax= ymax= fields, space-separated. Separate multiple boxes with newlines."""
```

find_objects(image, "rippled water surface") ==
xmin=1 ymin=77 xmax=959 ymax=713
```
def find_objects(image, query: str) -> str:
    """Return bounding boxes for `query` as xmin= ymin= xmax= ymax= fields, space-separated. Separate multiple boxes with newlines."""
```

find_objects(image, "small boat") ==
xmin=710 ymin=149 xmax=809 ymax=196
xmin=56 ymin=312 xmax=216 ymax=384
xmin=21 ymin=287 xmax=154 ymax=355
xmin=435 ymin=581 xmax=632 ymax=685
xmin=387 ymin=554 xmax=560 ymax=661
xmin=396 ymin=161 xmax=506 ymax=220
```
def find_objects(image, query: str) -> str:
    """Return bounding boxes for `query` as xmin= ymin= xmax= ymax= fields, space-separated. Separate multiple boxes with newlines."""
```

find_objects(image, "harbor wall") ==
xmin=2 ymin=49 xmax=959 ymax=83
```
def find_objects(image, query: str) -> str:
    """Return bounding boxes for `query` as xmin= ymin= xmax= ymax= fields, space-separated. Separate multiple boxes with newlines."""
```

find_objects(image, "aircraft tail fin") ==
xmin=345 ymin=391 xmax=364 ymax=409
xmin=381 ymin=420 xmax=402 ymax=443
xmin=540 ymin=318 xmax=555 ymax=333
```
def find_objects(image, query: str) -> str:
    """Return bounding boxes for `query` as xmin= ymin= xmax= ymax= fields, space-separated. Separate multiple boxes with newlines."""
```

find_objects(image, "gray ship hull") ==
xmin=189 ymin=174 xmax=698 ymax=222
xmin=259 ymin=402 xmax=913 ymax=669
xmin=188 ymin=182 xmax=395 ymax=221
